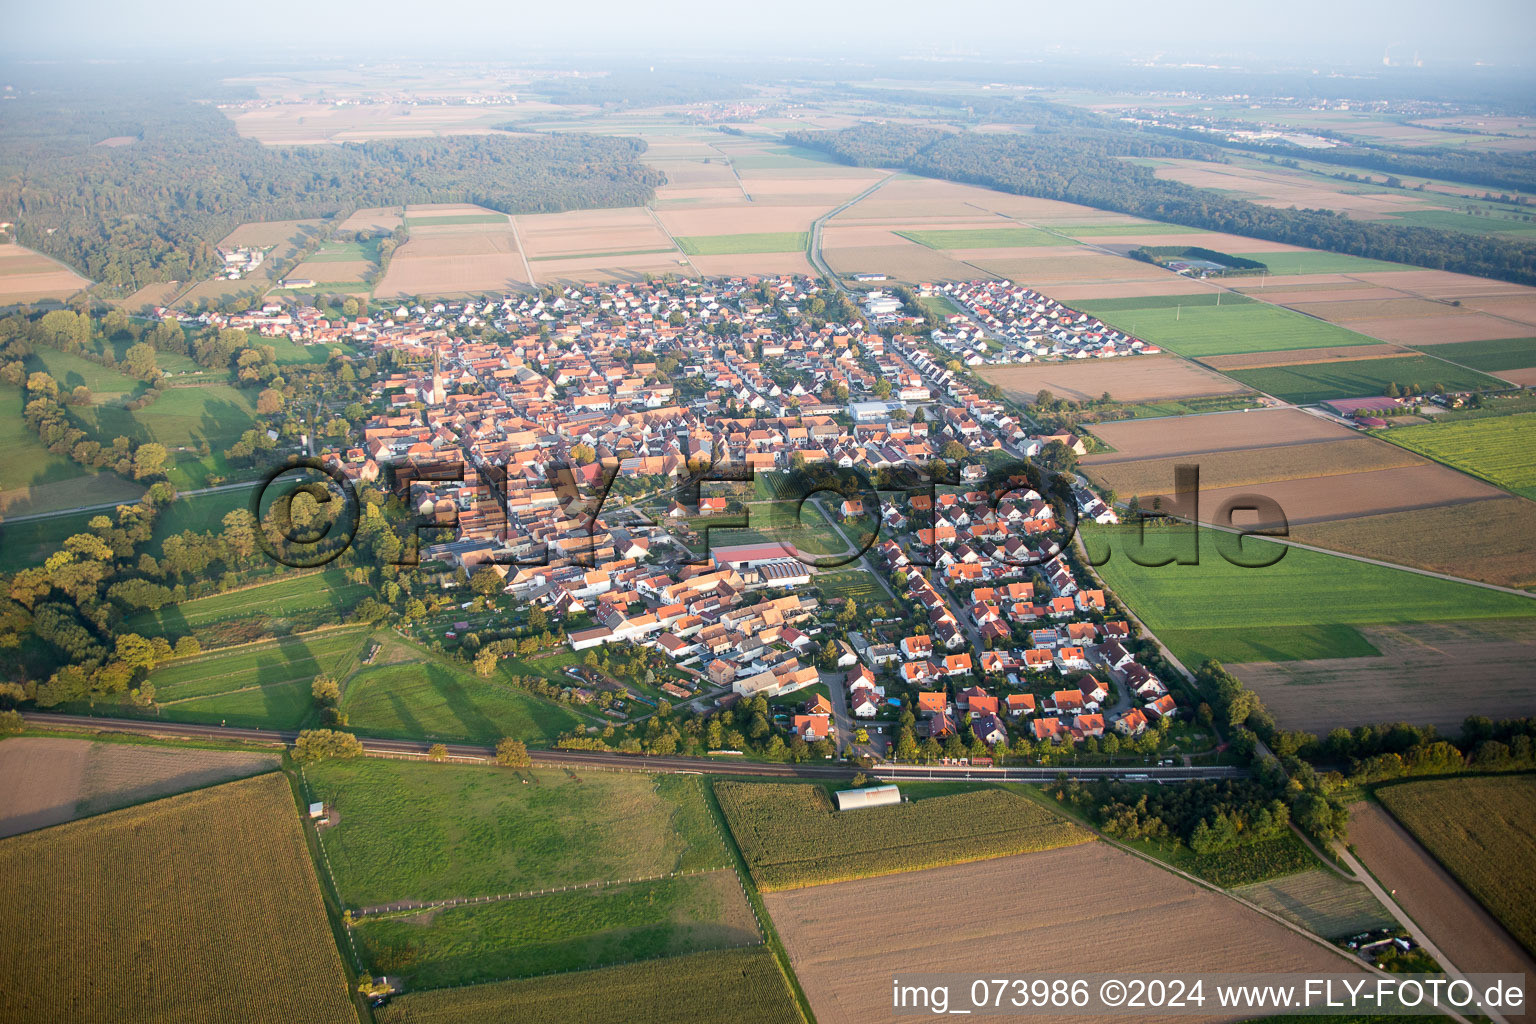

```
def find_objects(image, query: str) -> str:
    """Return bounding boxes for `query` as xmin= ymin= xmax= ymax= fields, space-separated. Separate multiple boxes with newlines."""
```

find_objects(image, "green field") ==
xmin=405 ymin=213 xmax=507 ymax=226
xmin=1226 ymin=355 xmax=1504 ymax=405
xmin=375 ymin=947 xmax=802 ymax=1024
xmin=1111 ymin=394 xmax=1264 ymax=419
xmin=0 ymin=774 xmax=355 ymax=1024
xmin=715 ymin=781 xmax=1091 ymax=891
xmin=1387 ymin=208 xmax=1536 ymax=237
xmin=1375 ymin=412 xmax=1536 ymax=499
xmin=1057 ymin=222 xmax=1205 ymax=237
xmin=1084 ymin=524 xmax=1536 ymax=664
xmin=675 ymin=232 xmax=808 ymax=255
xmin=897 ymin=227 xmax=1062 ymax=249
xmin=813 ymin=569 xmax=884 ymax=605
xmin=305 ymin=760 xmax=727 ymax=906
xmin=25 ymin=346 xmax=145 ymax=398
xmin=123 ymin=570 xmax=370 ymax=638
xmin=704 ymin=499 xmax=850 ymax=560
xmin=1378 ymin=774 xmax=1536 ymax=956
xmin=1077 ymin=295 xmax=1379 ymax=358
xmin=63 ymin=383 xmax=260 ymax=478
xmin=1238 ymin=251 xmax=1413 ymax=275
xmin=305 ymin=239 xmax=382 ymax=263
xmin=1407 ymin=336 xmax=1536 ymax=374
xmin=147 ymin=483 xmax=261 ymax=553
xmin=353 ymin=871 xmax=757 ymax=987
xmin=339 ymin=659 xmax=584 ymax=747
xmin=1232 ymin=869 xmax=1394 ymax=939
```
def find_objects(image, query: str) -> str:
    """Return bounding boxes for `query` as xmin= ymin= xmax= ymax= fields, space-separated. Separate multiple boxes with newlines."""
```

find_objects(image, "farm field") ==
xmin=1377 ymin=775 xmax=1536 ymax=958
xmin=766 ymin=843 xmax=1365 ymax=1024
xmin=374 ymin=946 xmax=802 ymax=1024
xmin=1200 ymin=342 xmax=1409 ymax=370
xmin=0 ymin=737 xmax=279 ymax=838
xmin=1227 ymin=619 xmax=1536 ymax=734
xmin=1081 ymin=407 xmax=1357 ymax=460
xmin=1240 ymin=251 xmax=1414 ymax=275
xmin=714 ymin=781 xmax=1090 ymax=891
xmin=1374 ymin=412 xmax=1536 ymax=499
xmin=305 ymin=760 xmax=726 ymax=906
xmin=1346 ymin=801 xmax=1536 ymax=981
xmin=0 ymin=241 xmax=90 ymax=305
xmin=376 ymin=207 xmax=529 ymax=298
xmin=1289 ymin=497 xmax=1536 ymax=590
xmin=339 ymin=658 xmax=584 ymax=746
xmin=1226 ymin=355 xmax=1505 ymax=404
xmin=1407 ymin=336 xmax=1536 ymax=374
xmin=352 ymin=870 xmax=758 ymax=988
xmin=813 ymin=569 xmax=883 ymax=606
xmin=123 ymin=570 xmax=370 ymax=640
xmin=0 ymin=773 xmax=355 ymax=1024
xmin=1076 ymin=294 xmax=1380 ymax=358
xmin=980 ymin=354 xmax=1247 ymax=405
xmin=897 ymin=227 xmax=1062 ymax=249
xmin=1230 ymin=869 xmax=1394 ymax=939
xmin=0 ymin=388 xmax=144 ymax=520
xmin=1082 ymin=524 xmax=1536 ymax=667
xmin=675 ymin=232 xmax=807 ymax=255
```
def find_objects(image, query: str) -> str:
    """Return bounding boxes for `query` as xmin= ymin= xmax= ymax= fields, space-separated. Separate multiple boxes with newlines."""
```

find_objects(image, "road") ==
xmin=19 ymin=710 xmax=1248 ymax=781
xmin=807 ymin=173 xmax=899 ymax=293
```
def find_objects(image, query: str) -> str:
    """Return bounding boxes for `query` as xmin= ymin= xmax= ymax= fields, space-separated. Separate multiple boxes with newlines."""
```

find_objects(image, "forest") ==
xmin=786 ymin=119 xmax=1536 ymax=286
xmin=0 ymin=75 xmax=664 ymax=293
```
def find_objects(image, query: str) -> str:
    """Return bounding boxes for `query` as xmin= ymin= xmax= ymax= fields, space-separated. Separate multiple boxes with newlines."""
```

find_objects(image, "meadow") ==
xmin=26 ymin=346 xmax=146 ymax=398
xmin=305 ymin=760 xmax=726 ymax=906
xmin=123 ymin=570 xmax=371 ymax=639
xmin=1082 ymin=524 xmax=1536 ymax=664
xmin=1077 ymin=294 xmax=1380 ymax=358
xmin=1408 ymin=336 xmax=1536 ymax=373
xmin=1374 ymin=412 xmax=1536 ymax=499
xmin=1232 ymin=869 xmax=1394 ymax=939
xmin=0 ymin=774 xmax=354 ymax=1024
xmin=352 ymin=870 xmax=757 ymax=987
xmin=0 ymin=387 xmax=93 ymax=493
xmin=675 ymin=232 xmax=807 ymax=255
xmin=1377 ymin=774 xmax=1536 ymax=957
xmin=338 ymin=658 xmax=584 ymax=747
xmin=374 ymin=947 xmax=802 ymax=1024
xmin=1240 ymin=251 xmax=1412 ymax=275
xmin=715 ymin=781 xmax=1090 ymax=891
xmin=1227 ymin=355 xmax=1504 ymax=404
xmin=897 ymin=226 xmax=1062 ymax=249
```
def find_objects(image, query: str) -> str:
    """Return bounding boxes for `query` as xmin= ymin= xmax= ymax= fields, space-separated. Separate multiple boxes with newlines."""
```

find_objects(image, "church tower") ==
xmin=429 ymin=343 xmax=447 ymax=406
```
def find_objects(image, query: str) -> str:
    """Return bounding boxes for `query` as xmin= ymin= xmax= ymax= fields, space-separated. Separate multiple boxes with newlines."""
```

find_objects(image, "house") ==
xmin=1101 ymin=640 xmax=1136 ymax=671
xmin=928 ymin=710 xmax=959 ymax=740
xmin=1052 ymin=688 xmax=1085 ymax=713
xmin=793 ymin=714 xmax=832 ymax=741
xmin=900 ymin=635 xmax=934 ymax=661
xmin=1032 ymin=717 xmax=1065 ymax=742
xmin=942 ymin=653 xmax=974 ymax=677
xmin=1116 ymin=708 xmax=1149 ymax=736
xmin=847 ymin=664 xmax=877 ymax=693
xmin=1023 ymin=649 xmax=1055 ymax=672
xmin=806 ymin=693 xmax=834 ymax=716
xmin=1072 ymin=713 xmax=1105 ymax=739
xmin=917 ymin=690 xmax=947 ymax=715
xmin=1124 ymin=663 xmax=1167 ymax=698
xmin=1078 ymin=675 xmax=1108 ymax=704
xmin=1047 ymin=596 xmax=1076 ymax=619
xmin=1145 ymin=694 xmax=1178 ymax=720
xmin=972 ymin=712 xmax=1008 ymax=746
xmin=1006 ymin=693 xmax=1037 ymax=718
xmin=1054 ymin=646 xmax=1089 ymax=672
xmin=1075 ymin=589 xmax=1106 ymax=611
xmin=967 ymin=694 xmax=1000 ymax=716
xmin=851 ymin=690 xmax=880 ymax=718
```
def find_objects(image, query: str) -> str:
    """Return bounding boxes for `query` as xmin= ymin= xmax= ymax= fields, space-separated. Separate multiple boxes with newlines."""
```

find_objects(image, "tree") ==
xmin=474 ymin=647 xmax=498 ymax=677
xmin=256 ymin=388 xmax=285 ymax=415
xmin=569 ymin=443 xmax=596 ymax=465
xmin=942 ymin=440 xmax=968 ymax=462
xmin=0 ymin=710 xmax=24 ymax=735
xmin=852 ymin=772 xmax=868 ymax=787
xmin=427 ymin=743 xmax=448 ymax=762
xmin=292 ymin=729 xmax=364 ymax=762
xmin=311 ymin=676 xmax=341 ymax=706
xmin=495 ymin=737 xmax=530 ymax=767
xmin=124 ymin=343 xmax=159 ymax=380
xmin=854 ymin=727 xmax=870 ymax=744
xmin=132 ymin=443 xmax=168 ymax=480
xmin=470 ymin=567 xmax=503 ymax=597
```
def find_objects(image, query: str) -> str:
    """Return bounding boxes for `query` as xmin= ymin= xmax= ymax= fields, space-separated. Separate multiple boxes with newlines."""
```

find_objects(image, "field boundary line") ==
xmin=350 ymin=866 xmax=738 ymax=920
xmin=299 ymin=765 xmax=366 ymax=972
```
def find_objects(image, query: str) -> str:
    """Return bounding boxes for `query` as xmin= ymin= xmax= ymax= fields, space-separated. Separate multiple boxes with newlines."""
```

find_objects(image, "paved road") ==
xmin=20 ymin=710 xmax=1248 ymax=781
xmin=807 ymin=173 xmax=899 ymax=293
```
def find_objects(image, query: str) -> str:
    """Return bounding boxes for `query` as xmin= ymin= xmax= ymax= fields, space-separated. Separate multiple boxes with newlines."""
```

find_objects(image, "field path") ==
xmin=808 ymin=172 xmax=900 ymax=291
xmin=505 ymin=214 xmax=535 ymax=286
xmin=642 ymin=205 xmax=699 ymax=277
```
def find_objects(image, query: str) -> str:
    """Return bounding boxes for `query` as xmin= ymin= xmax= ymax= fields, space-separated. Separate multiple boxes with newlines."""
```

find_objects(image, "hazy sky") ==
xmin=12 ymin=0 xmax=1535 ymax=67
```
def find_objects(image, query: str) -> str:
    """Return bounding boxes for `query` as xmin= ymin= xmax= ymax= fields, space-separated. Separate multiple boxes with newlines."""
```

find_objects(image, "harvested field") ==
xmin=288 ymin=258 xmax=373 ymax=284
xmin=767 ymin=843 xmax=1366 ymax=1024
xmin=715 ymin=781 xmax=1090 ymax=891
xmin=1174 ymin=464 xmax=1506 ymax=528
xmin=1286 ymin=297 xmax=1466 ymax=322
xmin=1377 ymin=775 xmax=1536 ymax=958
xmin=1462 ymin=293 xmax=1536 ymax=327
xmin=0 ymin=243 xmax=90 ymax=304
xmin=687 ymin=252 xmax=814 ymax=277
xmin=1082 ymin=408 xmax=1356 ymax=460
xmin=676 ymin=232 xmax=807 ymax=255
xmin=1500 ymin=367 xmax=1536 ymax=386
xmin=1231 ymin=870 xmax=1393 ymax=939
xmin=1346 ymin=801 xmax=1536 ymax=979
xmin=1290 ymin=497 xmax=1536 ymax=590
xmin=822 ymin=243 xmax=984 ymax=283
xmin=1201 ymin=344 xmax=1410 ymax=370
xmin=971 ymin=252 xmax=1175 ymax=288
xmin=658 ymin=205 xmax=825 ymax=236
xmin=1081 ymin=437 xmax=1425 ymax=501
xmin=514 ymin=208 xmax=673 ymax=259
xmin=339 ymin=206 xmax=404 ymax=232
xmin=0 ymin=773 xmax=355 ymax=1024
xmin=1352 ymin=269 xmax=1536 ymax=301
xmin=1050 ymin=277 xmax=1218 ymax=301
xmin=981 ymin=354 xmax=1246 ymax=405
xmin=1229 ymin=619 xmax=1536 ymax=734
xmin=1335 ymin=315 xmax=1530 ymax=346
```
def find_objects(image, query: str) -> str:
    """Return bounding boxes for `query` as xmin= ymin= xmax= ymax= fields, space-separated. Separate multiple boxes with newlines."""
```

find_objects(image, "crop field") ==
xmin=0 ymin=774 xmax=355 ymax=1024
xmin=0 ymin=737 xmax=279 ymax=838
xmin=374 ymin=946 xmax=803 ymax=1024
xmin=1231 ymin=869 xmax=1394 ymax=938
xmin=123 ymin=570 xmax=370 ymax=639
xmin=353 ymin=870 xmax=758 ymax=987
xmin=1229 ymin=619 xmax=1536 ymax=733
xmin=1180 ymin=833 xmax=1317 ymax=887
xmin=676 ymin=232 xmax=808 ymax=255
xmin=1058 ymin=222 xmax=1200 ymax=237
xmin=340 ymin=658 xmax=584 ymax=746
xmin=1082 ymin=524 xmax=1536 ymax=666
xmin=1200 ymin=343 xmax=1413 ymax=370
xmin=896 ymin=227 xmax=1063 ymax=249
xmin=406 ymin=212 xmax=508 ymax=226
xmin=1346 ymin=801 xmax=1536 ymax=980
xmin=1375 ymin=412 xmax=1536 ymax=499
xmin=1227 ymin=355 xmax=1504 ymax=404
xmin=1241 ymin=252 xmax=1414 ymax=275
xmin=1378 ymin=776 xmax=1536 ymax=957
xmin=766 ymin=843 xmax=1365 ymax=1024
xmin=306 ymin=760 xmax=726 ymax=906
xmin=375 ymin=217 xmax=530 ymax=298
xmin=0 ymin=242 xmax=89 ymax=304
xmin=981 ymin=354 xmax=1246 ymax=405
xmin=1080 ymin=437 xmax=1424 ymax=501
xmin=1290 ymin=497 xmax=1536 ymax=590
xmin=1406 ymin=336 xmax=1536 ymax=373
xmin=1081 ymin=407 xmax=1357 ymax=460
xmin=1076 ymin=294 xmax=1381 ymax=358
xmin=814 ymin=569 xmax=883 ymax=605
xmin=714 ymin=782 xmax=1090 ymax=891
